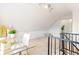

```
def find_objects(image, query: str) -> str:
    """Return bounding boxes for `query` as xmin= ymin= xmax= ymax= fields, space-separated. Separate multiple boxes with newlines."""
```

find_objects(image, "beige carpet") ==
xmin=28 ymin=37 xmax=48 ymax=55
xmin=13 ymin=37 xmax=60 ymax=55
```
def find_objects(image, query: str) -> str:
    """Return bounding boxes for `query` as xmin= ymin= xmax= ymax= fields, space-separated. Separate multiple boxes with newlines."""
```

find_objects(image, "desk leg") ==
xmin=19 ymin=51 xmax=22 ymax=55
xmin=26 ymin=47 xmax=28 ymax=55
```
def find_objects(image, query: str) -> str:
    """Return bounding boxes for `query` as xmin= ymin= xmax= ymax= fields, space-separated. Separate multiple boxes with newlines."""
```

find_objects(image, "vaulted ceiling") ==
xmin=0 ymin=3 xmax=73 ymax=32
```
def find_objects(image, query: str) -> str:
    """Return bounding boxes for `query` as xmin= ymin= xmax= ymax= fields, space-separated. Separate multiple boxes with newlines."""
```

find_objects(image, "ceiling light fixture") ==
xmin=44 ymin=4 xmax=51 ymax=9
xmin=39 ymin=3 xmax=53 ymax=12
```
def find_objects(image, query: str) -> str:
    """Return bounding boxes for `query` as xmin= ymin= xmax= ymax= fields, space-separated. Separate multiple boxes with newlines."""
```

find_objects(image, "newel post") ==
xmin=60 ymin=33 xmax=65 ymax=55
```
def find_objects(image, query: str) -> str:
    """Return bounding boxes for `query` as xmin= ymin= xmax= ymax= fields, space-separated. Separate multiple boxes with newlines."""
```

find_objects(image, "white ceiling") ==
xmin=0 ymin=3 xmax=75 ymax=32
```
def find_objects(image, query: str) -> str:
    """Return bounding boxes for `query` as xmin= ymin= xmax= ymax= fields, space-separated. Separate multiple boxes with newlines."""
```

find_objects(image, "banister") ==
xmin=61 ymin=33 xmax=79 ymax=35
xmin=48 ymin=34 xmax=79 ymax=44
xmin=47 ymin=33 xmax=79 ymax=55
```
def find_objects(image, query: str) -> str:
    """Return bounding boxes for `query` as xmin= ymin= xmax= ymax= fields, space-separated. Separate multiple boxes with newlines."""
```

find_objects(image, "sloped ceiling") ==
xmin=0 ymin=3 xmax=72 ymax=32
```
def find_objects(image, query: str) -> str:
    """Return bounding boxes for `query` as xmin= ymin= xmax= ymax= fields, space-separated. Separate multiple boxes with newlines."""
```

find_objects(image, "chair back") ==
xmin=22 ymin=33 xmax=31 ymax=46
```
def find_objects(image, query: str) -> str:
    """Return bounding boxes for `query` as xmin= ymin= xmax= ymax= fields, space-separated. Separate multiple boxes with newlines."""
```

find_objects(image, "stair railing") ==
xmin=48 ymin=33 xmax=79 ymax=55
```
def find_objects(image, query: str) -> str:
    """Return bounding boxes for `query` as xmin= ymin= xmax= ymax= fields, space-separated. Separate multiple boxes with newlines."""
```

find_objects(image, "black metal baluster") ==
xmin=76 ymin=35 xmax=78 ymax=55
xmin=72 ymin=35 xmax=76 ymax=55
xmin=75 ymin=35 xmax=77 ymax=54
xmin=62 ymin=40 xmax=65 ymax=55
xmin=48 ymin=34 xmax=50 ymax=55
xmin=65 ymin=34 xmax=67 ymax=55
xmin=66 ymin=38 xmax=68 ymax=55
xmin=59 ymin=39 xmax=61 ymax=55
xmin=71 ymin=34 xmax=73 ymax=55
xmin=77 ymin=35 xmax=78 ymax=55
xmin=70 ymin=34 xmax=72 ymax=55
xmin=61 ymin=33 xmax=65 ymax=55
xmin=69 ymin=34 xmax=71 ymax=55
xmin=54 ymin=38 xmax=56 ymax=55
xmin=51 ymin=35 xmax=52 ymax=55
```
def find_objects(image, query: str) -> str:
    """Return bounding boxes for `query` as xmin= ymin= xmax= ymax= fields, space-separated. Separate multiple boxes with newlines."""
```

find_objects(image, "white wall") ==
xmin=0 ymin=4 xmax=50 ymax=39
xmin=0 ymin=4 xmax=54 ymax=32
xmin=0 ymin=4 xmax=72 ymax=39
xmin=29 ymin=31 xmax=47 ymax=39
xmin=72 ymin=8 xmax=79 ymax=33
xmin=48 ymin=19 xmax=72 ymax=37
xmin=48 ymin=20 xmax=61 ymax=37
xmin=16 ymin=30 xmax=47 ymax=43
